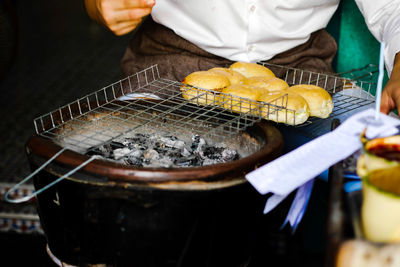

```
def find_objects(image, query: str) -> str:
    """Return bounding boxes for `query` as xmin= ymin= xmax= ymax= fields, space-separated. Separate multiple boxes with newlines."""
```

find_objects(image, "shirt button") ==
xmin=249 ymin=5 xmax=256 ymax=13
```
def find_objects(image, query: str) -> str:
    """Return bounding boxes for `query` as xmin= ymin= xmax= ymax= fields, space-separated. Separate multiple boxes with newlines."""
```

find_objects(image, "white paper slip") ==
xmin=245 ymin=108 xmax=400 ymax=197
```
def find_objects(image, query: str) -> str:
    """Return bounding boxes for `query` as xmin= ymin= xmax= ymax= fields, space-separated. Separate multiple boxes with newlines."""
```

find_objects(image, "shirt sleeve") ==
xmin=355 ymin=0 xmax=400 ymax=75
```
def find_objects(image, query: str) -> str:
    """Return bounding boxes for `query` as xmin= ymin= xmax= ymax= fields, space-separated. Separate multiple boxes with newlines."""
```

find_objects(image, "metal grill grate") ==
xmin=33 ymin=63 xmax=376 ymax=153
xmin=33 ymin=63 xmax=377 ymax=154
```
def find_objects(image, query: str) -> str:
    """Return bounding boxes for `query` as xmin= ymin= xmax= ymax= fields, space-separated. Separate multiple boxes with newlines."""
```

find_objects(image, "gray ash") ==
xmin=86 ymin=133 xmax=239 ymax=168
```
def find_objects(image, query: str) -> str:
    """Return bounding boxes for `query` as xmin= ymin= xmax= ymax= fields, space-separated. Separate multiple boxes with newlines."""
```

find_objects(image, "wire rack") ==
xmin=32 ymin=63 xmax=377 ymax=155
xmin=259 ymin=62 xmax=376 ymax=125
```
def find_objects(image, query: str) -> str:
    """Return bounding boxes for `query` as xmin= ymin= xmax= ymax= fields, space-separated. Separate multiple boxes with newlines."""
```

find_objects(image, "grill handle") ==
xmin=4 ymin=148 xmax=101 ymax=203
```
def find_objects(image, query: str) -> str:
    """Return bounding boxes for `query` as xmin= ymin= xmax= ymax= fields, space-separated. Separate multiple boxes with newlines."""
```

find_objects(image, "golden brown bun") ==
xmin=257 ymin=91 xmax=310 ymax=125
xmin=229 ymin=62 xmax=276 ymax=78
xmin=220 ymin=84 xmax=262 ymax=115
xmin=180 ymin=71 xmax=230 ymax=105
xmin=336 ymin=240 xmax=400 ymax=267
xmin=242 ymin=76 xmax=289 ymax=92
xmin=287 ymin=84 xmax=333 ymax=118
xmin=208 ymin=67 xmax=245 ymax=85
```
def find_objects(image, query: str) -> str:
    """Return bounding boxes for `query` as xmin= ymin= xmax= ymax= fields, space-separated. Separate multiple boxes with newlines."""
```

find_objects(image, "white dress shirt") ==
xmin=151 ymin=0 xmax=400 ymax=75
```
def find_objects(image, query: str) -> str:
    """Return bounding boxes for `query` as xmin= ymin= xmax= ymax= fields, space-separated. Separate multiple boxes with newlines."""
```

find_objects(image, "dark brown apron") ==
xmin=121 ymin=16 xmax=337 ymax=84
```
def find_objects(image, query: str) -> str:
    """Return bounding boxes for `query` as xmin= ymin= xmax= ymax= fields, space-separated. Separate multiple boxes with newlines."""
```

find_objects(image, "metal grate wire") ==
xmin=33 ymin=63 xmax=376 ymax=155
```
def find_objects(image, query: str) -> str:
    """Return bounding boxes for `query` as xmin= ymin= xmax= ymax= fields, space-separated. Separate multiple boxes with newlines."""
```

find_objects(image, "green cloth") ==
xmin=327 ymin=0 xmax=389 ymax=96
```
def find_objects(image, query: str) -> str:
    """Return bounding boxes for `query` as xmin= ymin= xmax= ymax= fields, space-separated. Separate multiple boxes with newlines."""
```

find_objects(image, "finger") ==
xmin=105 ymin=7 xmax=152 ymax=24
xmin=114 ymin=24 xmax=137 ymax=36
xmin=113 ymin=0 xmax=155 ymax=9
xmin=109 ymin=20 xmax=140 ymax=35
xmin=394 ymin=91 xmax=400 ymax=115
xmin=380 ymin=89 xmax=394 ymax=114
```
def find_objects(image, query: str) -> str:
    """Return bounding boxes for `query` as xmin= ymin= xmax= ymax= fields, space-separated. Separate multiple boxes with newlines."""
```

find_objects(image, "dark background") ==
xmin=0 ymin=0 xmax=129 ymax=266
xmin=0 ymin=0 xmax=130 ymax=185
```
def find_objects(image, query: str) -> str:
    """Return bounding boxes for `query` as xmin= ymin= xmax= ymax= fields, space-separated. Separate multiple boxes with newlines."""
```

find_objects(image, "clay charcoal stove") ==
xmin=10 ymin=66 xmax=286 ymax=267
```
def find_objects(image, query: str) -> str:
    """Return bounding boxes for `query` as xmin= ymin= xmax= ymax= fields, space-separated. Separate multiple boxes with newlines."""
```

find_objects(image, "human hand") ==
xmin=84 ymin=0 xmax=155 ymax=36
xmin=381 ymin=52 xmax=400 ymax=115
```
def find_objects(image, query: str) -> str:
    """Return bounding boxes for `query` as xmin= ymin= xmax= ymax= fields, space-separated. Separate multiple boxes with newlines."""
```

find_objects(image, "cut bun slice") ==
xmin=258 ymin=91 xmax=310 ymax=125
xmin=229 ymin=62 xmax=275 ymax=78
xmin=180 ymin=71 xmax=230 ymax=106
xmin=287 ymin=84 xmax=333 ymax=118
xmin=208 ymin=67 xmax=245 ymax=85
xmin=220 ymin=84 xmax=262 ymax=115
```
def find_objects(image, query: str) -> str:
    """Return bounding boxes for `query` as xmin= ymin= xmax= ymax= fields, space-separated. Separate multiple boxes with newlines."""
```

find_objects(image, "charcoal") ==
xmin=160 ymin=136 xmax=185 ymax=149
xmin=153 ymin=145 xmax=169 ymax=155
xmin=138 ymin=145 xmax=147 ymax=151
xmin=202 ymin=158 xmax=220 ymax=166
xmin=150 ymin=158 xmax=174 ymax=168
xmin=165 ymin=135 xmax=178 ymax=141
xmin=113 ymin=148 xmax=132 ymax=160
xmin=167 ymin=147 xmax=182 ymax=158
xmin=181 ymin=148 xmax=191 ymax=157
xmin=143 ymin=149 xmax=160 ymax=160
xmin=128 ymin=149 xmax=143 ymax=158
xmin=221 ymin=148 xmax=239 ymax=161
xmin=191 ymin=135 xmax=201 ymax=150
xmin=85 ymin=132 xmax=241 ymax=168
xmin=174 ymin=155 xmax=201 ymax=167
xmin=86 ymin=144 xmax=113 ymax=158
xmin=110 ymin=141 xmax=125 ymax=150
xmin=203 ymin=146 xmax=225 ymax=160
xmin=124 ymin=157 xmax=143 ymax=167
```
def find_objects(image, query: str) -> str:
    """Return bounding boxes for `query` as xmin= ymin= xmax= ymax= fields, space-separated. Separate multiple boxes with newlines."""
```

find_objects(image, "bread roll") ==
xmin=220 ymin=84 xmax=262 ymax=115
xmin=208 ymin=67 xmax=245 ymax=85
xmin=181 ymin=71 xmax=230 ymax=106
xmin=336 ymin=240 xmax=400 ymax=267
xmin=229 ymin=62 xmax=275 ymax=78
xmin=242 ymin=76 xmax=289 ymax=92
xmin=258 ymin=91 xmax=310 ymax=125
xmin=287 ymin=84 xmax=333 ymax=118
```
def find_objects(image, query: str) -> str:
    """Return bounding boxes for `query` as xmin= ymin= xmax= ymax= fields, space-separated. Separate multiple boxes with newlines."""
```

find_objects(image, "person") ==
xmin=84 ymin=0 xmax=400 ymax=115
